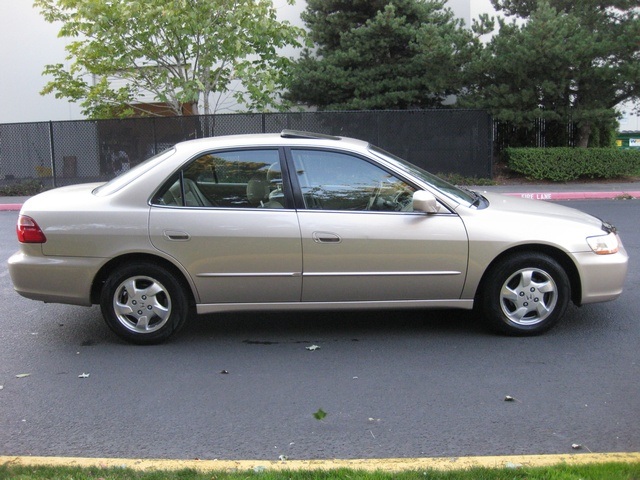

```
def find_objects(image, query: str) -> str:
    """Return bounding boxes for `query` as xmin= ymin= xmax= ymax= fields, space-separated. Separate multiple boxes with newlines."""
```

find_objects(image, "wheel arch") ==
xmin=90 ymin=253 xmax=197 ymax=306
xmin=475 ymin=244 xmax=582 ymax=306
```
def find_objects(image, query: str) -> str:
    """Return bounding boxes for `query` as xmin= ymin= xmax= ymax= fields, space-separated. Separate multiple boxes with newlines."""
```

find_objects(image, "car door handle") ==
xmin=164 ymin=230 xmax=191 ymax=241
xmin=312 ymin=232 xmax=341 ymax=244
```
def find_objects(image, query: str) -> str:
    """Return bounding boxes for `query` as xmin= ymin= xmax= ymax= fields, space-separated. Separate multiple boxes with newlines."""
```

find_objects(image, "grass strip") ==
xmin=2 ymin=461 xmax=640 ymax=480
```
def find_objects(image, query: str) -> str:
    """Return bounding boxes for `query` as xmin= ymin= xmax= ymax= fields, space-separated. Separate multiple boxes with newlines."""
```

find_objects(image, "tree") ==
xmin=286 ymin=0 xmax=479 ymax=110
xmin=463 ymin=0 xmax=640 ymax=147
xmin=35 ymin=0 xmax=306 ymax=118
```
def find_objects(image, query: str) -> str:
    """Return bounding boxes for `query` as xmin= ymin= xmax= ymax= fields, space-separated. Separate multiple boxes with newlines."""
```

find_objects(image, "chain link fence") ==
xmin=0 ymin=110 xmax=492 ymax=189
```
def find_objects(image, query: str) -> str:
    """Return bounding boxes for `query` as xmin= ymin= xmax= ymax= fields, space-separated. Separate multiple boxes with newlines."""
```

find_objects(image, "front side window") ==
xmin=291 ymin=149 xmax=416 ymax=212
xmin=153 ymin=149 xmax=285 ymax=208
xmin=368 ymin=145 xmax=476 ymax=206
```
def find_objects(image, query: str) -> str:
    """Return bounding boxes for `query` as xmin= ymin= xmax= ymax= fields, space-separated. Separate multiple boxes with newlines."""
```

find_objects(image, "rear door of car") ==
xmin=287 ymin=148 xmax=469 ymax=303
xmin=149 ymin=148 xmax=303 ymax=304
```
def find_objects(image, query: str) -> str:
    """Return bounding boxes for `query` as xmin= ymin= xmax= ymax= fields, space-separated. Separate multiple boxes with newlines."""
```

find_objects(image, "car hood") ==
xmin=478 ymin=192 xmax=605 ymax=230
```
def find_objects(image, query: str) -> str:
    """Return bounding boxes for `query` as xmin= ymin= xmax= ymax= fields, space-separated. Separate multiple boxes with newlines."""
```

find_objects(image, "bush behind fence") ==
xmin=505 ymin=147 xmax=640 ymax=182
xmin=0 ymin=110 xmax=493 ymax=188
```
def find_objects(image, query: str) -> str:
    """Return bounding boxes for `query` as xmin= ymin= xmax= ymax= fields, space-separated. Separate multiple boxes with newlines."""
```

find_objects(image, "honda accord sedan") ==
xmin=8 ymin=131 xmax=628 ymax=344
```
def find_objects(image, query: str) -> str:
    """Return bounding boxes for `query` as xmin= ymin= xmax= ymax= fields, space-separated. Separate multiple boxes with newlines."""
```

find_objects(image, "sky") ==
xmin=0 ymin=0 xmax=637 ymax=130
xmin=0 ymin=0 xmax=83 ymax=123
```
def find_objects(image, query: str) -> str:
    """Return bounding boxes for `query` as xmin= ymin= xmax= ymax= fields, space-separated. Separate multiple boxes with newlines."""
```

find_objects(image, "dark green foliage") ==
xmin=287 ymin=0 xmax=479 ymax=110
xmin=301 ymin=0 xmax=405 ymax=53
xmin=463 ymin=0 xmax=640 ymax=147
xmin=505 ymin=147 xmax=640 ymax=181
xmin=0 ymin=179 xmax=46 ymax=196
xmin=436 ymin=172 xmax=496 ymax=186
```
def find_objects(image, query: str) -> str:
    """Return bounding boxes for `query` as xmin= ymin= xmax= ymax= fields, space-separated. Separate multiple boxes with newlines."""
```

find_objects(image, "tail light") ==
xmin=17 ymin=215 xmax=47 ymax=243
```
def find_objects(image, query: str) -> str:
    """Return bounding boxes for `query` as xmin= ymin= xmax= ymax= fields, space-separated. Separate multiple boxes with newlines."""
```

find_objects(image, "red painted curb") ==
xmin=0 ymin=204 xmax=22 ymax=211
xmin=504 ymin=191 xmax=640 ymax=201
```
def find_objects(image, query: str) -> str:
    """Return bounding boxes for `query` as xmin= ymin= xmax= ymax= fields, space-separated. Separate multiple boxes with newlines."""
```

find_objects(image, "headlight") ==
xmin=587 ymin=232 xmax=620 ymax=255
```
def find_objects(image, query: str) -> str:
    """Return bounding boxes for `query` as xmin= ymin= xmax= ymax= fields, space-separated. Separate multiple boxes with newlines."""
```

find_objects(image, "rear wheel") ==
xmin=100 ymin=262 xmax=190 ymax=344
xmin=480 ymin=252 xmax=570 ymax=335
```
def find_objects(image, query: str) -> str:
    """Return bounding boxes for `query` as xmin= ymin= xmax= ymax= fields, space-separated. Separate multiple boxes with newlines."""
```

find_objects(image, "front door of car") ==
xmin=289 ymin=149 xmax=469 ymax=302
xmin=149 ymin=149 xmax=302 ymax=304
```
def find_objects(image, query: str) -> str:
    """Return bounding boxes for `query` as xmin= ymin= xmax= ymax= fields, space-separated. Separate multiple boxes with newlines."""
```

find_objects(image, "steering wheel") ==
xmin=366 ymin=181 xmax=385 ymax=210
xmin=391 ymin=188 xmax=414 ymax=211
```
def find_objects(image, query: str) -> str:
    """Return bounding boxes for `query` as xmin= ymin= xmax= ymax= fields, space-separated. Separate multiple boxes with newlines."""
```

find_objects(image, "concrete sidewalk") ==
xmin=1 ymin=183 xmax=639 ymax=211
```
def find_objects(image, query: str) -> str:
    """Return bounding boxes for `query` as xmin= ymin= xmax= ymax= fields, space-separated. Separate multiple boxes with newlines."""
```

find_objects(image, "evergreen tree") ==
xmin=286 ymin=0 xmax=479 ymax=110
xmin=463 ymin=0 xmax=640 ymax=147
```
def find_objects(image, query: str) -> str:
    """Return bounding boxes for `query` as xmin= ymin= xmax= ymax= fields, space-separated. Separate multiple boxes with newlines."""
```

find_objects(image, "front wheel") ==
xmin=479 ymin=253 xmax=570 ymax=335
xmin=100 ymin=262 xmax=191 ymax=344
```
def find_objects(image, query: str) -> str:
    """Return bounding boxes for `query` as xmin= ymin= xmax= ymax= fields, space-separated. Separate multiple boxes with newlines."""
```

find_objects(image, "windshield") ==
xmin=368 ymin=145 xmax=476 ymax=206
xmin=93 ymin=148 xmax=176 ymax=196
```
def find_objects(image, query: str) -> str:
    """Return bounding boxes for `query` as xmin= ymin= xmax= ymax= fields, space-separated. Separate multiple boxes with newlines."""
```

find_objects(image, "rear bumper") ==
xmin=8 ymin=250 xmax=105 ymax=307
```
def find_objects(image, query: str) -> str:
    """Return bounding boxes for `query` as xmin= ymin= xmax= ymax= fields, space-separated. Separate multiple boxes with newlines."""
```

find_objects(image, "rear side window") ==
xmin=94 ymin=148 xmax=176 ymax=196
xmin=152 ymin=149 xmax=287 ymax=209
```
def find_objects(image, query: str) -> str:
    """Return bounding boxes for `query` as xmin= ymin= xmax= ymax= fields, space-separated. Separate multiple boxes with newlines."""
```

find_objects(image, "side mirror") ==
xmin=412 ymin=190 xmax=440 ymax=214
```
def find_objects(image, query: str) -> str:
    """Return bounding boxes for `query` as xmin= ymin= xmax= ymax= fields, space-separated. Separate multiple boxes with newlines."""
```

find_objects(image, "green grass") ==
xmin=2 ymin=463 xmax=640 ymax=480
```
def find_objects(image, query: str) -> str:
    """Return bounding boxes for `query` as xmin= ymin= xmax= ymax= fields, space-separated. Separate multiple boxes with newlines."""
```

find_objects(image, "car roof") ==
xmin=172 ymin=130 xmax=371 ymax=154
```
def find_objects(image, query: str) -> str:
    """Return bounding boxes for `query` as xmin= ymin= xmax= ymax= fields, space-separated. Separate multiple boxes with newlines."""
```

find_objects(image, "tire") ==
xmin=100 ymin=262 xmax=191 ymax=344
xmin=479 ymin=252 xmax=570 ymax=336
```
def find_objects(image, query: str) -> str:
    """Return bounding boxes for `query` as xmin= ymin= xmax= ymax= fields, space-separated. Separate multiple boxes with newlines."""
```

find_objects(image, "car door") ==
xmin=288 ymin=148 xmax=469 ymax=303
xmin=149 ymin=148 xmax=302 ymax=304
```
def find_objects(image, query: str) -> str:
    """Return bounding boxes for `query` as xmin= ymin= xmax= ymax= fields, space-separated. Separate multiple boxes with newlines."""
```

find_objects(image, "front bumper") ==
xmin=572 ymin=243 xmax=629 ymax=305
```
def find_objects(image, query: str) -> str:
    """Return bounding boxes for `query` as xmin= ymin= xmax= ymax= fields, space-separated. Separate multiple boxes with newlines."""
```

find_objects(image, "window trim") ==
xmin=150 ymin=147 xmax=293 ymax=210
xmin=284 ymin=146 xmax=437 ymax=214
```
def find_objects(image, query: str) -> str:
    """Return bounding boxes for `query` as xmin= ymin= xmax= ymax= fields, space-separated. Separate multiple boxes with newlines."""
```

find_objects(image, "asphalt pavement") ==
xmin=2 ymin=181 xmax=639 ymax=472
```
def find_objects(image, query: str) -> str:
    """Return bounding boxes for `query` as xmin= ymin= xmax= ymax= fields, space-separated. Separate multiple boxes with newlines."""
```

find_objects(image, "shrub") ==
xmin=0 ymin=179 xmax=47 ymax=196
xmin=436 ymin=172 xmax=496 ymax=186
xmin=505 ymin=147 xmax=640 ymax=182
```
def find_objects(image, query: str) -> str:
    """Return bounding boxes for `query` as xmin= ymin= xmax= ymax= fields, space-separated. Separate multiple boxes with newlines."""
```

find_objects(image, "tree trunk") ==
xmin=576 ymin=123 xmax=591 ymax=148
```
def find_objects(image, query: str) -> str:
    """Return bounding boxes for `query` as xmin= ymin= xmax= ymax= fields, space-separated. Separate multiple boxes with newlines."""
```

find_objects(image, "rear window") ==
xmin=93 ymin=148 xmax=176 ymax=196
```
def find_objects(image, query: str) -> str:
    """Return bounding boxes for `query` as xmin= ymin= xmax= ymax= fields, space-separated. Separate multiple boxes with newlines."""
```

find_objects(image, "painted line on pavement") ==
xmin=2 ymin=453 xmax=640 ymax=472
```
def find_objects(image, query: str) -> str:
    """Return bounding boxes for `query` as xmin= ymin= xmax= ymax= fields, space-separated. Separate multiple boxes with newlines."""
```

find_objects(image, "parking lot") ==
xmin=1 ymin=200 xmax=638 ymax=460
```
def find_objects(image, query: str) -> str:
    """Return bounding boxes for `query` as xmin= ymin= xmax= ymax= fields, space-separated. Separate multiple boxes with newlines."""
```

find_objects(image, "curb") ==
xmin=502 ymin=191 xmax=640 ymax=201
xmin=2 ymin=453 xmax=640 ymax=473
xmin=0 ymin=203 xmax=22 ymax=211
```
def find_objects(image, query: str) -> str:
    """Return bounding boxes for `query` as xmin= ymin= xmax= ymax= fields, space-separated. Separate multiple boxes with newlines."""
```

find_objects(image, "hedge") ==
xmin=505 ymin=147 xmax=640 ymax=182
xmin=0 ymin=179 xmax=46 ymax=196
